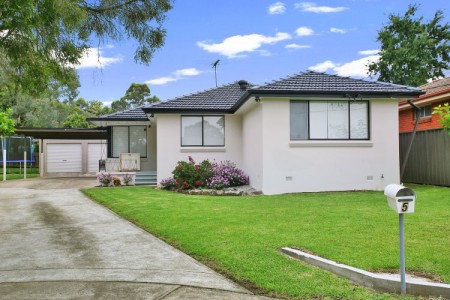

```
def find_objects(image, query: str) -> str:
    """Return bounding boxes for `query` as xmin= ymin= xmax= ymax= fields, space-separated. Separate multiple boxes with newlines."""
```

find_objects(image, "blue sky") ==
xmin=75 ymin=0 xmax=449 ymax=105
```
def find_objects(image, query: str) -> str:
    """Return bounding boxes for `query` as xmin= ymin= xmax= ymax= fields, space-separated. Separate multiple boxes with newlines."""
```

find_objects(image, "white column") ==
xmin=24 ymin=151 xmax=27 ymax=179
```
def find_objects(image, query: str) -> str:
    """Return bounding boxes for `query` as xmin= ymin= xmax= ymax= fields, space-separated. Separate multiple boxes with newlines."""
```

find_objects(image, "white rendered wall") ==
xmin=259 ymin=98 xmax=400 ymax=195
xmin=156 ymin=114 xmax=243 ymax=182
xmin=241 ymin=105 xmax=263 ymax=191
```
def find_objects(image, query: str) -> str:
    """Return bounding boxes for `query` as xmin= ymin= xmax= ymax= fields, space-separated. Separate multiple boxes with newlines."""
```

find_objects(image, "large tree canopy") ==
xmin=0 ymin=0 xmax=173 ymax=94
xmin=368 ymin=4 xmax=450 ymax=86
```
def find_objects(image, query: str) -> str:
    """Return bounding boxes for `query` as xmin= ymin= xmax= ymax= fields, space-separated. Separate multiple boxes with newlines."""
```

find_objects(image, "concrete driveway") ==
xmin=0 ymin=178 xmax=271 ymax=299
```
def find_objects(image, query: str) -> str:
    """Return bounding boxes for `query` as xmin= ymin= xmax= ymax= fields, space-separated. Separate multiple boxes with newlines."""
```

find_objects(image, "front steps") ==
xmin=135 ymin=171 xmax=157 ymax=186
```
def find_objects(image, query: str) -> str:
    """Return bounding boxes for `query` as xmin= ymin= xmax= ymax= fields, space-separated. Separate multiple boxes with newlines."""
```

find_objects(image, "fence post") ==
xmin=2 ymin=149 xmax=5 ymax=181
xmin=24 ymin=151 xmax=27 ymax=179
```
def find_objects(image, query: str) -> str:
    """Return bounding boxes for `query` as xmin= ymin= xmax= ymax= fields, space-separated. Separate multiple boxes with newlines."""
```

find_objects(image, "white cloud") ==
xmin=295 ymin=2 xmax=348 ymax=13
xmin=268 ymin=2 xmax=286 ymax=14
xmin=330 ymin=27 xmax=347 ymax=34
xmin=174 ymin=68 xmax=201 ymax=76
xmin=285 ymin=43 xmax=311 ymax=49
xmin=309 ymin=60 xmax=337 ymax=72
xmin=75 ymin=47 xmax=122 ymax=69
xmin=308 ymin=54 xmax=380 ymax=77
xmin=296 ymin=26 xmax=314 ymax=36
xmin=197 ymin=32 xmax=291 ymax=58
xmin=145 ymin=68 xmax=203 ymax=85
xmin=334 ymin=55 xmax=379 ymax=77
xmin=358 ymin=49 xmax=379 ymax=55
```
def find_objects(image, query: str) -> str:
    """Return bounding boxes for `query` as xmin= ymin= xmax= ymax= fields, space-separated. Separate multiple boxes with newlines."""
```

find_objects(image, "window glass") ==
xmin=290 ymin=101 xmax=308 ymax=140
xmin=310 ymin=102 xmax=328 ymax=139
xmin=130 ymin=126 xmax=147 ymax=157
xmin=350 ymin=102 xmax=368 ymax=139
xmin=204 ymin=116 xmax=224 ymax=146
xmin=328 ymin=102 xmax=349 ymax=139
xmin=182 ymin=116 xmax=202 ymax=146
xmin=419 ymin=105 xmax=432 ymax=118
xmin=112 ymin=127 xmax=128 ymax=157
xmin=290 ymin=100 xmax=369 ymax=141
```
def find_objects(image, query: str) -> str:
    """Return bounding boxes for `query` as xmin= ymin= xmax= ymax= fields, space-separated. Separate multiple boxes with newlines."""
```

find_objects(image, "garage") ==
xmin=15 ymin=128 xmax=108 ymax=177
xmin=47 ymin=143 xmax=82 ymax=173
xmin=43 ymin=140 xmax=106 ymax=176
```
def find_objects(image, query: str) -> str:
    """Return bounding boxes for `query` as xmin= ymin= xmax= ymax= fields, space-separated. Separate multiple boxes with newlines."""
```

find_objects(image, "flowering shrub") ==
xmin=160 ymin=177 xmax=177 ymax=190
xmin=97 ymin=172 xmax=112 ymax=187
xmin=171 ymin=156 xmax=212 ymax=189
xmin=122 ymin=173 xmax=133 ymax=186
xmin=112 ymin=176 xmax=121 ymax=187
xmin=161 ymin=157 xmax=249 ymax=191
xmin=206 ymin=161 xmax=249 ymax=189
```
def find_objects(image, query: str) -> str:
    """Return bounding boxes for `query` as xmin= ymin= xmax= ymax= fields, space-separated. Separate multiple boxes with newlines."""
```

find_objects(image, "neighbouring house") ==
xmin=89 ymin=71 xmax=423 ymax=194
xmin=399 ymin=77 xmax=450 ymax=186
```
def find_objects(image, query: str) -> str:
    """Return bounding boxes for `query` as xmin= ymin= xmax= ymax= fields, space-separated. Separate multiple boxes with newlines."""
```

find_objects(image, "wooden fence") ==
xmin=400 ymin=129 xmax=450 ymax=186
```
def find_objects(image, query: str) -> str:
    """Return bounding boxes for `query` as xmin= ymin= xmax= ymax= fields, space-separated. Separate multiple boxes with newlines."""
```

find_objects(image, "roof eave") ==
xmin=142 ymin=108 xmax=235 ymax=114
xmin=248 ymin=89 xmax=424 ymax=98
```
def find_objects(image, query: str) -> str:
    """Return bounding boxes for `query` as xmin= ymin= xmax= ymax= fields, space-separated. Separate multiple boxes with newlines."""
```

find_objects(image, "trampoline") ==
xmin=1 ymin=136 xmax=36 ymax=166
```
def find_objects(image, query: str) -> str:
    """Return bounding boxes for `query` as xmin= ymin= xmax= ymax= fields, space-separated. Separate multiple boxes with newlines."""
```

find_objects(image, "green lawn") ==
xmin=83 ymin=185 xmax=449 ymax=299
xmin=1 ymin=173 xmax=39 ymax=180
xmin=1 ymin=167 xmax=39 ymax=181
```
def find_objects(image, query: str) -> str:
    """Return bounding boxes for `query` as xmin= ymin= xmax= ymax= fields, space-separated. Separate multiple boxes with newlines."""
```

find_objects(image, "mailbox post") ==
xmin=384 ymin=184 xmax=416 ymax=295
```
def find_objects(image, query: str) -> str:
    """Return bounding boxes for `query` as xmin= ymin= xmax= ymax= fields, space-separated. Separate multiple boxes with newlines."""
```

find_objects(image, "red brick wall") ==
xmin=399 ymin=100 xmax=448 ymax=133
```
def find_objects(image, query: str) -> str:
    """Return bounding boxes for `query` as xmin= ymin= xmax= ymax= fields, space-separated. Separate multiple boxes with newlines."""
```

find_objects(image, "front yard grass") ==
xmin=1 ymin=173 xmax=39 ymax=180
xmin=83 ymin=185 xmax=449 ymax=299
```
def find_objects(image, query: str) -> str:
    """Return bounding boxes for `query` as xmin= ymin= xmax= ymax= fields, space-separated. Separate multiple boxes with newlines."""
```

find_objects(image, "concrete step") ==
xmin=135 ymin=171 xmax=157 ymax=186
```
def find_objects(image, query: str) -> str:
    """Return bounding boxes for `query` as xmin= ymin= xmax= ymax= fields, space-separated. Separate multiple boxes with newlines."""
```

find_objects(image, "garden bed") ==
xmin=157 ymin=185 xmax=262 ymax=196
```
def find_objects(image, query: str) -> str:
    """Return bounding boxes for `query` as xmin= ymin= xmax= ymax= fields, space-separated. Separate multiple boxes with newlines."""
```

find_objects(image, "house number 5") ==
xmin=401 ymin=203 xmax=409 ymax=212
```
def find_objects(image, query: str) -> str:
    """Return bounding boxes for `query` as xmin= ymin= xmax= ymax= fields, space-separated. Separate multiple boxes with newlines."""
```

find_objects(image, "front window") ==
xmin=181 ymin=116 xmax=225 ymax=146
xmin=112 ymin=126 xmax=147 ymax=157
xmin=290 ymin=100 xmax=369 ymax=140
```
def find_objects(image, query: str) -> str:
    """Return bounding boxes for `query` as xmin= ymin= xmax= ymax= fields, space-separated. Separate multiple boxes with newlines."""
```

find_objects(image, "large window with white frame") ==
xmin=112 ymin=126 xmax=147 ymax=157
xmin=290 ymin=100 xmax=369 ymax=140
xmin=181 ymin=115 xmax=225 ymax=146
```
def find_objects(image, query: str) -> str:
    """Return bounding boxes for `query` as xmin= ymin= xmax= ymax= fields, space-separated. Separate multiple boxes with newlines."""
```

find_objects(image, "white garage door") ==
xmin=47 ymin=144 xmax=82 ymax=173
xmin=87 ymin=143 xmax=107 ymax=173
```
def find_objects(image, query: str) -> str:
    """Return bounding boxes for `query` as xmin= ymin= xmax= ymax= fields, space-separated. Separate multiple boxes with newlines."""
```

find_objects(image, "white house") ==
xmin=89 ymin=71 xmax=423 ymax=194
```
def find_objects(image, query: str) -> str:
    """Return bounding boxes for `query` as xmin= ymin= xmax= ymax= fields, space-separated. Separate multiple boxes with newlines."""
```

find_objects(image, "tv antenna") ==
xmin=211 ymin=59 xmax=220 ymax=87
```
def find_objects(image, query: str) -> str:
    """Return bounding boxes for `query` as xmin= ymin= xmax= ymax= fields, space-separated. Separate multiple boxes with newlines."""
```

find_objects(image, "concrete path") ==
xmin=0 ymin=178 xmax=272 ymax=299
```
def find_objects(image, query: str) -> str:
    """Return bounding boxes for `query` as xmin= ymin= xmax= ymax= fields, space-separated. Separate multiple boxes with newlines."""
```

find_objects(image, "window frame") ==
xmin=111 ymin=125 xmax=147 ymax=158
xmin=290 ymin=100 xmax=370 ymax=141
xmin=418 ymin=105 xmax=432 ymax=119
xmin=180 ymin=115 xmax=225 ymax=147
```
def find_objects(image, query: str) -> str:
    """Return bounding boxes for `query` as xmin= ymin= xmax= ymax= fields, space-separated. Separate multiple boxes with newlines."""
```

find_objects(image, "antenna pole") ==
xmin=211 ymin=59 xmax=220 ymax=87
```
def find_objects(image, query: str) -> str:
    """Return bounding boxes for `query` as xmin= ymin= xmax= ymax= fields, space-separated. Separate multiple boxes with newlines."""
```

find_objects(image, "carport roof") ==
xmin=15 ymin=128 xmax=108 ymax=140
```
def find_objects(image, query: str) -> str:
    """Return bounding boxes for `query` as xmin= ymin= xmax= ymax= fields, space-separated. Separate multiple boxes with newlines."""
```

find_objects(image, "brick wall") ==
xmin=399 ymin=100 xmax=448 ymax=133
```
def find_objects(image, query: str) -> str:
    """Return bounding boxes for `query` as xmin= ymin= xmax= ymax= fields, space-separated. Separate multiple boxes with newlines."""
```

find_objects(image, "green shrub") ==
xmin=171 ymin=156 xmax=212 ymax=189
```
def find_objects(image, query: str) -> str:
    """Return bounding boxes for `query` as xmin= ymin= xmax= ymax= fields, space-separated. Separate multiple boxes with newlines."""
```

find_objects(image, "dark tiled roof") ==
xmin=252 ymin=71 xmax=424 ymax=96
xmin=144 ymin=81 xmax=254 ymax=113
xmin=88 ymin=106 xmax=149 ymax=121
xmin=419 ymin=77 xmax=450 ymax=95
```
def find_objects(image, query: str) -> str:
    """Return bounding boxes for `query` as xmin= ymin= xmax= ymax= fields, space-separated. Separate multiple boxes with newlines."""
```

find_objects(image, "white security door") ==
xmin=47 ymin=144 xmax=82 ymax=173
xmin=87 ymin=143 xmax=107 ymax=173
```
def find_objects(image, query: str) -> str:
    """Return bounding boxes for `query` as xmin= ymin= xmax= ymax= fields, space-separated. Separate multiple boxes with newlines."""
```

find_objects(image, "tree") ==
xmin=63 ymin=112 xmax=92 ymax=128
xmin=0 ymin=0 xmax=173 ymax=95
xmin=111 ymin=99 xmax=130 ymax=112
xmin=433 ymin=103 xmax=450 ymax=134
xmin=0 ymin=108 xmax=15 ymax=180
xmin=368 ymin=4 xmax=450 ymax=86
xmin=121 ymin=83 xmax=153 ymax=107
xmin=0 ymin=108 xmax=15 ymax=139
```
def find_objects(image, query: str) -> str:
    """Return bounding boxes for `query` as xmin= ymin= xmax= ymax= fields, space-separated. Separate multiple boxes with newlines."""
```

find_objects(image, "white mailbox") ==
xmin=384 ymin=184 xmax=415 ymax=214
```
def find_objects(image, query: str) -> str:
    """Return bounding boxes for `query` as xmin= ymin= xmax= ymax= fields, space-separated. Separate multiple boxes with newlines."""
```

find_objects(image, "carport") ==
xmin=15 ymin=128 xmax=107 ymax=177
